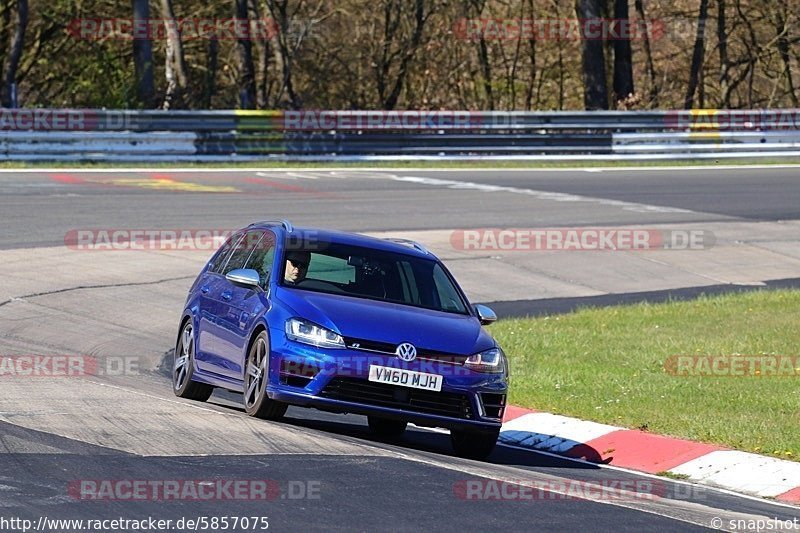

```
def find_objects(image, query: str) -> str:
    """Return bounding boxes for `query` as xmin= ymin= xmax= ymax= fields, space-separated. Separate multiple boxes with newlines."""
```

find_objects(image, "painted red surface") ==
xmin=580 ymin=429 xmax=725 ymax=473
xmin=776 ymin=486 xmax=800 ymax=504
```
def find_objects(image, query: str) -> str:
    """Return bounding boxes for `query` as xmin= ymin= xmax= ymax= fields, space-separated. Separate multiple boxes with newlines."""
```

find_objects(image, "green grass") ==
xmin=656 ymin=472 xmax=691 ymax=480
xmin=1 ymin=158 xmax=800 ymax=170
xmin=489 ymin=290 xmax=800 ymax=461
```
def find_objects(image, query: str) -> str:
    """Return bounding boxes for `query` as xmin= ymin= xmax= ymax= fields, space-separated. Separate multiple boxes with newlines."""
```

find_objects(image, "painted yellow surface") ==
xmin=94 ymin=177 xmax=240 ymax=193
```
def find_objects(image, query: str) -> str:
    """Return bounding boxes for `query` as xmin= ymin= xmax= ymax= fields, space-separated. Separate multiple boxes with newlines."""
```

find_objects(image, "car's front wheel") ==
xmin=244 ymin=331 xmax=288 ymax=420
xmin=367 ymin=416 xmax=407 ymax=439
xmin=450 ymin=428 xmax=500 ymax=460
xmin=173 ymin=321 xmax=214 ymax=401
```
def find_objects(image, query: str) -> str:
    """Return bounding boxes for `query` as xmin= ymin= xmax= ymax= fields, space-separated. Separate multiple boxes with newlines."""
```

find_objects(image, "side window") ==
xmin=244 ymin=231 xmax=276 ymax=287
xmin=308 ymin=254 xmax=355 ymax=284
xmin=432 ymin=263 xmax=467 ymax=313
xmin=222 ymin=231 xmax=264 ymax=275
xmin=208 ymin=233 xmax=243 ymax=274
xmin=398 ymin=261 xmax=420 ymax=304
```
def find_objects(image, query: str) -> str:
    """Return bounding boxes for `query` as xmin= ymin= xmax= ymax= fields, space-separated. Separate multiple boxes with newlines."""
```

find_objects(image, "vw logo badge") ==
xmin=395 ymin=342 xmax=417 ymax=362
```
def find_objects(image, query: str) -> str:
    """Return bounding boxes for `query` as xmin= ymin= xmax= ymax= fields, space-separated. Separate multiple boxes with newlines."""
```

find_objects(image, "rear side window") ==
xmin=223 ymin=231 xmax=265 ymax=275
xmin=244 ymin=231 xmax=276 ymax=287
xmin=208 ymin=233 xmax=243 ymax=274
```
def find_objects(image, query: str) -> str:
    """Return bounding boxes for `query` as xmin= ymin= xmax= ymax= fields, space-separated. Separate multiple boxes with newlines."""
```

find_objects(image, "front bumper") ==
xmin=268 ymin=389 xmax=501 ymax=433
xmin=269 ymin=329 xmax=508 ymax=432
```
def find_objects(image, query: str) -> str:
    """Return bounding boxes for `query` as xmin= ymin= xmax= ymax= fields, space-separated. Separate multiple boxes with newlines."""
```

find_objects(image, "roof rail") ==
xmin=384 ymin=238 xmax=431 ymax=255
xmin=249 ymin=219 xmax=294 ymax=233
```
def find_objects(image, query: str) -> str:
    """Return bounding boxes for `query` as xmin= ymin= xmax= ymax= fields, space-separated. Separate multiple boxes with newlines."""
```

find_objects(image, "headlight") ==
xmin=464 ymin=347 xmax=506 ymax=373
xmin=285 ymin=318 xmax=345 ymax=349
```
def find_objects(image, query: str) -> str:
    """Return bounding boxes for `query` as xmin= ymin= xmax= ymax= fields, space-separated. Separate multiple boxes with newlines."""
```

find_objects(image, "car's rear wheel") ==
xmin=367 ymin=416 xmax=407 ymax=439
xmin=450 ymin=428 xmax=500 ymax=460
xmin=244 ymin=331 xmax=288 ymax=420
xmin=173 ymin=321 xmax=214 ymax=401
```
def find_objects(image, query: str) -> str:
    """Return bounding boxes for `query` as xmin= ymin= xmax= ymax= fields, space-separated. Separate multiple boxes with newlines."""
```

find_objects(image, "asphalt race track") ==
xmin=1 ymin=166 xmax=799 ymax=532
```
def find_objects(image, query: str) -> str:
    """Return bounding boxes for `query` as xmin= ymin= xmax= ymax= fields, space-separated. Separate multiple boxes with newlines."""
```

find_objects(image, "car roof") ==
xmin=246 ymin=222 xmax=436 ymax=260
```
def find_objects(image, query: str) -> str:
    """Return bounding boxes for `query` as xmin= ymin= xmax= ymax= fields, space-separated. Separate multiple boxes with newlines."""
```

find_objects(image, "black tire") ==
xmin=367 ymin=416 xmax=408 ymax=439
xmin=173 ymin=320 xmax=214 ymax=402
xmin=244 ymin=331 xmax=288 ymax=420
xmin=450 ymin=428 xmax=500 ymax=460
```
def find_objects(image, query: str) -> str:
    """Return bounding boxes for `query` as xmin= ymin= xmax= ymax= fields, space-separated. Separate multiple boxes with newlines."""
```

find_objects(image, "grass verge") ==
xmin=489 ymin=289 xmax=800 ymax=461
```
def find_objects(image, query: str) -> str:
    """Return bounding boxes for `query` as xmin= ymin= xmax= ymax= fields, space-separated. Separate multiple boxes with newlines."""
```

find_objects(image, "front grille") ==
xmin=480 ymin=393 xmax=506 ymax=419
xmin=281 ymin=375 xmax=312 ymax=388
xmin=320 ymin=377 xmax=473 ymax=419
xmin=343 ymin=337 xmax=396 ymax=354
xmin=280 ymin=359 xmax=318 ymax=388
xmin=343 ymin=336 xmax=469 ymax=364
xmin=280 ymin=359 xmax=320 ymax=378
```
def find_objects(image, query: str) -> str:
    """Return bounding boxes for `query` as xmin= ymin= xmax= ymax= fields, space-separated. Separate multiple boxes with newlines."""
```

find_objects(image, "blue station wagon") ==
xmin=173 ymin=220 xmax=509 ymax=459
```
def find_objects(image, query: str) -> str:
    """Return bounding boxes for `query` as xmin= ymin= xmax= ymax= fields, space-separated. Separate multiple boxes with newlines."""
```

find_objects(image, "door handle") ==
xmin=200 ymin=285 xmax=210 ymax=294
xmin=221 ymin=291 xmax=232 ymax=301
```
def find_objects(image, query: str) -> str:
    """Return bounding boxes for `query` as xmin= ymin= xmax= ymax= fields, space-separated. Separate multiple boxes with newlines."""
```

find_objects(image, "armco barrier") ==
xmin=1 ymin=109 xmax=800 ymax=162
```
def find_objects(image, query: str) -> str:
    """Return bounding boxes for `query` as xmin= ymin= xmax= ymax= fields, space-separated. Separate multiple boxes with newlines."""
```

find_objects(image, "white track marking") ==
xmin=390 ymin=175 xmax=693 ymax=214
xmin=670 ymin=451 xmax=800 ymax=498
xmin=255 ymin=171 xmax=320 ymax=180
xmin=500 ymin=413 xmax=619 ymax=453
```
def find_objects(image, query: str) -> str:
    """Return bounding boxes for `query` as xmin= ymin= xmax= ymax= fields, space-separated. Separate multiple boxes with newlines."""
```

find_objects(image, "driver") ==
xmin=284 ymin=250 xmax=311 ymax=285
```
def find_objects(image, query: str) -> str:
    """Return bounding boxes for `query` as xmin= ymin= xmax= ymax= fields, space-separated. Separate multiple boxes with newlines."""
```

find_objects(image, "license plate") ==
xmin=368 ymin=365 xmax=443 ymax=392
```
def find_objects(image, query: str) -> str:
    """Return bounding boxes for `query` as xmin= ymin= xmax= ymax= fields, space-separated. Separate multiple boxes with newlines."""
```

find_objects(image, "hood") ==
xmin=276 ymin=287 xmax=494 ymax=355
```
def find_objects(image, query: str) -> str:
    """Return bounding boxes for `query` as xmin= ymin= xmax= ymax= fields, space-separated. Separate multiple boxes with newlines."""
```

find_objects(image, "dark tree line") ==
xmin=1 ymin=0 xmax=798 ymax=110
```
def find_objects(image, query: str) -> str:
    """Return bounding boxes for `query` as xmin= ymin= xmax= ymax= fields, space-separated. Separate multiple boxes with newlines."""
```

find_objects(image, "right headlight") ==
xmin=285 ymin=318 xmax=345 ymax=349
xmin=464 ymin=347 xmax=506 ymax=373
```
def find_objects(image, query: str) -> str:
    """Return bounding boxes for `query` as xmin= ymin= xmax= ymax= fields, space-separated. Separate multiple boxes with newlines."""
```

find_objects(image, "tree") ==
xmin=160 ymin=0 xmax=189 ymax=109
xmin=770 ymin=0 xmax=797 ymax=106
xmin=634 ymin=0 xmax=658 ymax=106
xmin=1 ymin=0 xmax=28 ymax=107
xmin=523 ymin=0 xmax=537 ymax=110
xmin=575 ymin=0 xmax=608 ymax=110
xmin=458 ymin=0 xmax=493 ymax=109
xmin=202 ymin=36 xmax=219 ymax=109
xmin=132 ymin=0 xmax=155 ymax=107
xmin=234 ymin=0 xmax=256 ymax=108
xmin=374 ymin=0 xmax=430 ymax=110
xmin=684 ymin=0 xmax=709 ymax=109
xmin=263 ymin=0 xmax=298 ymax=109
xmin=612 ymin=0 xmax=633 ymax=105
xmin=0 ymin=0 xmax=11 ymax=93
xmin=248 ymin=0 xmax=271 ymax=109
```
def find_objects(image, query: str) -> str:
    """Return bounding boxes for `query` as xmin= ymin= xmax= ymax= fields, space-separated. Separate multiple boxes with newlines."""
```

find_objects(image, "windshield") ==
xmin=280 ymin=242 xmax=469 ymax=315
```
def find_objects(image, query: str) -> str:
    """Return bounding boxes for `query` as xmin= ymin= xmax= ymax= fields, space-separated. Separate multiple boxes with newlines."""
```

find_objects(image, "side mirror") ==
xmin=226 ymin=268 xmax=261 ymax=289
xmin=475 ymin=304 xmax=497 ymax=325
